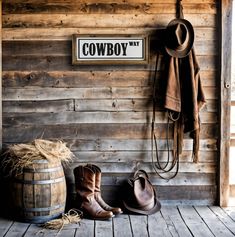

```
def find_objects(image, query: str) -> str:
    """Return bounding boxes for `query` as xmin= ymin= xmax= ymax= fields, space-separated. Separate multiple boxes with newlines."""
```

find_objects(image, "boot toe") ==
xmin=97 ymin=210 xmax=114 ymax=220
xmin=112 ymin=207 xmax=123 ymax=215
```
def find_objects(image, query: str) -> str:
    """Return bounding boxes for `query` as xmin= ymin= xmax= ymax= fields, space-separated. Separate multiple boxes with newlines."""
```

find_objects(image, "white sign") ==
xmin=72 ymin=35 xmax=149 ymax=65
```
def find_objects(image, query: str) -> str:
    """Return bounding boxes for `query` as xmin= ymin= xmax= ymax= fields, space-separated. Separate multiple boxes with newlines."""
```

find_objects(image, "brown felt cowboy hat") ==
xmin=122 ymin=170 xmax=161 ymax=215
xmin=165 ymin=18 xmax=194 ymax=58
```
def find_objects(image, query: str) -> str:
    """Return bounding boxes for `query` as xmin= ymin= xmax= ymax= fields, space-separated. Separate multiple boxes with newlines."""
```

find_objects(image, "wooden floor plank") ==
xmin=178 ymin=206 xmax=214 ymax=237
xmin=56 ymin=229 xmax=76 ymax=237
xmin=95 ymin=219 xmax=113 ymax=237
xmin=0 ymin=218 xmax=13 ymax=237
xmin=148 ymin=211 xmax=172 ymax=237
xmin=4 ymin=222 xmax=30 ymax=237
xmin=160 ymin=206 xmax=193 ymax=237
xmin=209 ymin=206 xmax=235 ymax=235
xmin=195 ymin=206 xmax=234 ymax=237
xmin=23 ymin=224 xmax=59 ymax=237
xmin=1 ymin=206 xmax=235 ymax=237
xmin=75 ymin=219 xmax=94 ymax=237
xmin=223 ymin=207 xmax=235 ymax=222
xmin=129 ymin=215 xmax=148 ymax=237
xmin=113 ymin=215 xmax=133 ymax=237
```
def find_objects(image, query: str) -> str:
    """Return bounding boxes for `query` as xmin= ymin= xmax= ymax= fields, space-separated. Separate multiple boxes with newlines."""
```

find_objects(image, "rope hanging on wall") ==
xmin=151 ymin=0 xmax=206 ymax=179
xmin=151 ymin=1 xmax=186 ymax=180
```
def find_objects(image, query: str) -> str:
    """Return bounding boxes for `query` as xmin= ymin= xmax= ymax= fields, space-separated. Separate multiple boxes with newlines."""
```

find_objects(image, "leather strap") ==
xmin=177 ymin=0 xmax=184 ymax=19
xmin=151 ymin=54 xmax=180 ymax=180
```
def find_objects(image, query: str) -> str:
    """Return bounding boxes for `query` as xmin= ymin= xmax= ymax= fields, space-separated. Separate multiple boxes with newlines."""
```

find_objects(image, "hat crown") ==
xmin=122 ymin=170 xmax=161 ymax=215
xmin=133 ymin=176 xmax=154 ymax=208
xmin=170 ymin=23 xmax=188 ymax=50
xmin=175 ymin=23 xmax=187 ymax=47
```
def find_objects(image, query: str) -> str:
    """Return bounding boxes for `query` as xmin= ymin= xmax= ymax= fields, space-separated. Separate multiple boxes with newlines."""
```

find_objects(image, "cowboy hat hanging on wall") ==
xmin=164 ymin=18 xmax=194 ymax=58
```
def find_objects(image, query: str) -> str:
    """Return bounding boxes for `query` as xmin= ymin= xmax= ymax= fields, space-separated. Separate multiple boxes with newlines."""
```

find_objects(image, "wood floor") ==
xmin=1 ymin=206 xmax=235 ymax=237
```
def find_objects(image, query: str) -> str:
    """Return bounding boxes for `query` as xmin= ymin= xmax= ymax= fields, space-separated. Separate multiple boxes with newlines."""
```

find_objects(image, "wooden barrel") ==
xmin=11 ymin=160 xmax=66 ymax=223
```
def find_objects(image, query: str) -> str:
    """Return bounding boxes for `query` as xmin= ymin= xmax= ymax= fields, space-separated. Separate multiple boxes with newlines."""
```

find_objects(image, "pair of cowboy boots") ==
xmin=73 ymin=164 xmax=122 ymax=220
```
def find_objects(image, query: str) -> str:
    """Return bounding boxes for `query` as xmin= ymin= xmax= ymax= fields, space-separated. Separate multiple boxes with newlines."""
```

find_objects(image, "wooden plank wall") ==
xmin=2 ymin=0 xmax=219 ymax=205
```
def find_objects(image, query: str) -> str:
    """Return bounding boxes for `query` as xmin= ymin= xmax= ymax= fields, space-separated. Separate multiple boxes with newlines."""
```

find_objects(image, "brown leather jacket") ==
xmin=164 ymin=48 xmax=206 ymax=162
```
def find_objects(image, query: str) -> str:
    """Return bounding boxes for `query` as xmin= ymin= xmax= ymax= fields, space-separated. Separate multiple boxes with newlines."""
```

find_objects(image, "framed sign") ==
xmin=72 ymin=34 xmax=149 ymax=65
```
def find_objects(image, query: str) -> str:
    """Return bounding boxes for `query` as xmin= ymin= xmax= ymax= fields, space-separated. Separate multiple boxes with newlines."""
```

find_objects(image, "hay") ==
xmin=43 ymin=209 xmax=83 ymax=231
xmin=4 ymin=139 xmax=74 ymax=175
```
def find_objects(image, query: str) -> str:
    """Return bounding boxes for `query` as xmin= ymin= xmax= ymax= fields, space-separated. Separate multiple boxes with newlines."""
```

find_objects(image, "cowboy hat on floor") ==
xmin=122 ymin=170 xmax=161 ymax=215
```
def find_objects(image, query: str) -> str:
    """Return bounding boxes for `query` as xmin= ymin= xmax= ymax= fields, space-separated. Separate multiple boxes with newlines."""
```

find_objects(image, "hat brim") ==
xmin=123 ymin=189 xmax=161 ymax=215
xmin=165 ymin=18 xmax=194 ymax=58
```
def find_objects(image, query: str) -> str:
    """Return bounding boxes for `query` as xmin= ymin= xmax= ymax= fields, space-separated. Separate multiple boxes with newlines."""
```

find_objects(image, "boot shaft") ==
xmin=85 ymin=164 xmax=101 ymax=193
xmin=74 ymin=166 xmax=95 ymax=195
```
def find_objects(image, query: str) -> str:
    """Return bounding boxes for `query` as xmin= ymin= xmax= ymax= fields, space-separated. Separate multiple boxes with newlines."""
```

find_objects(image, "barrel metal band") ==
xmin=23 ymin=203 xmax=65 ymax=212
xmin=23 ymin=212 xmax=63 ymax=224
xmin=23 ymin=166 xmax=62 ymax=173
xmin=14 ymin=176 xmax=65 ymax=185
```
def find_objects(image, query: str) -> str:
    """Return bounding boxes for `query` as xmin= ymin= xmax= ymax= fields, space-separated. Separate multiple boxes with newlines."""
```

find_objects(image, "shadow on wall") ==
xmin=0 ymin=162 xmax=14 ymax=218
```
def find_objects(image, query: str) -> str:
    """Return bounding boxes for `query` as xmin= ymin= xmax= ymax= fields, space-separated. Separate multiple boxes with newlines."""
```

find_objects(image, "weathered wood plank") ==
xmin=209 ymin=206 xmax=235 ymax=235
xmin=67 ymin=162 xmax=216 ymax=173
xmin=66 ymin=138 xmax=217 ymax=152
xmin=223 ymin=207 xmax=235 ymax=222
xmin=2 ymin=0 xmax=218 ymax=4
xmin=3 ymin=70 xmax=153 ymax=88
xmin=75 ymin=219 xmax=94 ymax=237
xmin=195 ymin=206 xmax=234 ymax=237
xmin=129 ymin=215 xmax=148 ymax=237
xmin=95 ymin=220 xmax=113 ymax=237
xmin=3 ymin=100 xmax=74 ymax=113
xmin=23 ymin=224 xmax=58 ymax=237
xmin=113 ymin=215 xmax=132 ymax=237
xmin=65 ymin=171 xmax=216 ymax=186
xmin=2 ymin=111 xmax=218 ymax=125
xmin=219 ymin=0 xmax=232 ymax=207
xmin=70 ymin=150 xmax=216 ymax=164
xmin=5 ymin=99 xmax=155 ymax=113
xmin=2 ymin=123 xmax=218 ymax=143
xmin=55 ymin=229 xmax=76 ymax=237
xmin=178 ymin=206 xmax=214 ymax=237
xmin=2 ymin=70 xmax=217 ymax=88
xmin=2 ymin=40 xmax=218 ymax=56
xmin=2 ymin=111 xmax=167 ymax=125
xmin=3 ymin=87 xmax=152 ymax=100
xmin=0 ymin=218 xmax=13 ymax=237
xmin=2 ymin=55 xmax=217 ymax=71
xmin=2 ymin=27 xmax=217 ymax=41
xmin=4 ymin=222 xmax=30 ymax=237
xmin=148 ymin=211 xmax=172 ymax=237
xmin=2 ymin=87 xmax=217 ymax=101
xmin=160 ymin=206 xmax=193 ymax=237
xmin=2 ymin=2 xmax=217 ymax=14
xmin=2 ymin=14 xmax=216 ymax=28
xmin=74 ymin=99 xmax=217 ymax=112
xmin=25 ymin=226 xmax=73 ymax=237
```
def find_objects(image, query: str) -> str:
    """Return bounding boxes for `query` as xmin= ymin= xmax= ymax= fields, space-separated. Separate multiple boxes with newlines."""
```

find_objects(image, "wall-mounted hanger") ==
xmin=177 ymin=0 xmax=184 ymax=19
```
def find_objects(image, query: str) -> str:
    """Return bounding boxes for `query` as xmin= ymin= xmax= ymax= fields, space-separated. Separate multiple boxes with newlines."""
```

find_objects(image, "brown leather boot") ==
xmin=73 ymin=166 xmax=114 ymax=220
xmin=86 ymin=164 xmax=123 ymax=215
